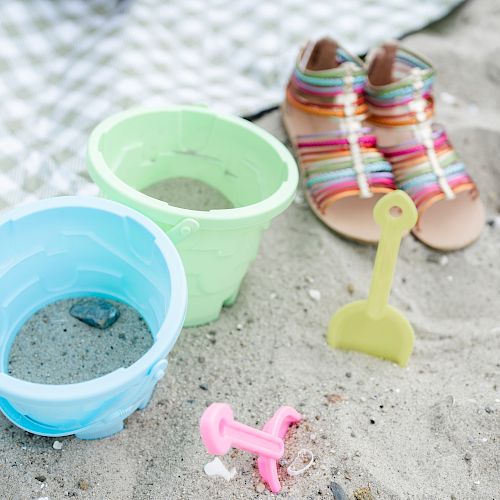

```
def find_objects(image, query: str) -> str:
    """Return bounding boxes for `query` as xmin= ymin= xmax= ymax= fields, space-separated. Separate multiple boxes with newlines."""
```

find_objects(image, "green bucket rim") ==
xmin=87 ymin=106 xmax=298 ymax=230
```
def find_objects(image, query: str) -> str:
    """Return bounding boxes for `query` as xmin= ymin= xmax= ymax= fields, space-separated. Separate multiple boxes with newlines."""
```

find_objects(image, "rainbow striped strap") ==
xmin=287 ymin=42 xmax=368 ymax=118
xmin=298 ymin=129 xmax=396 ymax=212
xmin=366 ymin=47 xmax=478 ymax=218
xmin=377 ymin=126 xmax=476 ymax=215
xmin=365 ymin=47 xmax=435 ymax=127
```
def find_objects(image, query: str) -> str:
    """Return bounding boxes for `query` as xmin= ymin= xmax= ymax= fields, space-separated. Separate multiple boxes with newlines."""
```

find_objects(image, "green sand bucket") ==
xmin=87 ymin=106 xmax=298 ymax=326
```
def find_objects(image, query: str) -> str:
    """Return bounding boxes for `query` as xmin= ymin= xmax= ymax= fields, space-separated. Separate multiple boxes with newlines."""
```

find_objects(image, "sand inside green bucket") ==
xmin=8 ymin=298 xmax=153 ymax=385
xmin=142 ymin=178 xmax=234 ymax=211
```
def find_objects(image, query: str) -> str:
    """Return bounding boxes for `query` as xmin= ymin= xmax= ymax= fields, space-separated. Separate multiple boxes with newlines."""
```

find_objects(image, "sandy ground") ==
xmin=143 ymin=178 xmax=234 ymax=211
xmin=0 ymin=0 xmax=499 ymax=498
xmin=9 ymin=299 xmax=152 ymax=385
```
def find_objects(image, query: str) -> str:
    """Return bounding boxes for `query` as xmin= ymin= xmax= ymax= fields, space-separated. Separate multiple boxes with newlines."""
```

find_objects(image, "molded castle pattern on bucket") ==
xmin=88 ymin=106 xmax=298 ymax=326
xmin=0 ymin=197 xmax=187 ymax=439
xmin=158 ymin=220 xmax=269 ymax=326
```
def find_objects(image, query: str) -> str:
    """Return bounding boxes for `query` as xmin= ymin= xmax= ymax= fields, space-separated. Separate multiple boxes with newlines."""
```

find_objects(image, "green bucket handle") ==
xmin=166 ymin=218 xmax=200 ymax=244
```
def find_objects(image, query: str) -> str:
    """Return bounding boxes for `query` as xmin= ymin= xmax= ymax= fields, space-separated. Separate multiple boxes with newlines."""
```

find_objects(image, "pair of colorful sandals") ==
xmin=282 ymin=38 xmax=484 ymax=250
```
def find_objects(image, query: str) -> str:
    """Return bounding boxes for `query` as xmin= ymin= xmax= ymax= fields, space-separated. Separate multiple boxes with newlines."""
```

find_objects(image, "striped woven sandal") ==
xmin=282 ymin=38 xmax=396 ymax=244
xmin=365 ymin=42 xmax=485 ymax=250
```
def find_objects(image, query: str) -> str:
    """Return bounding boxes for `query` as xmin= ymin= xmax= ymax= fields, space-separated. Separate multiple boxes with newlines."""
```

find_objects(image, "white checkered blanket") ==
xmin=0 ymin=0 xmax=463 ymax=208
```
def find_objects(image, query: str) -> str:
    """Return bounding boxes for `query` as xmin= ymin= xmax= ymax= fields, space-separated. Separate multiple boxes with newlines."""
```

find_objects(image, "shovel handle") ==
xmin=366 ymin=191 xmax=417 ymax=319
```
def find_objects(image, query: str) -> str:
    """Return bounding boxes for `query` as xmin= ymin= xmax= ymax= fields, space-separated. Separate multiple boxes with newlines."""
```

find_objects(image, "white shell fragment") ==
xmin=204 ymin=457 xmax=237 ymax=481
xmin=287 ymin=449 xmax=314 ymax=477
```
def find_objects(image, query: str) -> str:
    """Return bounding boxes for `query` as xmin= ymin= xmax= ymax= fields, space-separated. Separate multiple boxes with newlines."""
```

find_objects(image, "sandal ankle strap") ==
xmin=366 ymin=47 xmax=435 ymax=127
xmin=287 ymin=41 xmax=368 ymax=119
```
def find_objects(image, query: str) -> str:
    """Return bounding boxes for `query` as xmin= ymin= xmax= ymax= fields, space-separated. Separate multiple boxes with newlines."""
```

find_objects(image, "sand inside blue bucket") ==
xmin=8 ymin=298 xmax=153 ymax=384
xmin=142 ymin=178 xmax=233 ymax=210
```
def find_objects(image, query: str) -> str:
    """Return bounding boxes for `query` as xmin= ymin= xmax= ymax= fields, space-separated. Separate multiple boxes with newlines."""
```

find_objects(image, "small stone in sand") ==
xmin=78 ymin=479 xmax=89 ymax=490
xmin=485 ymin=406 xmax=493 ymax=414
xmin=255 ymin=482 xmax=266 ymax=493
xmin=346 ymin=283 xmax=355 ymax=295
xmin=294 ymin=192 xmax=305 ymax=205
xmin=308 ymin=289 xmax=321 ymax=301
xmin=199 ymin=383 xmax=208 ymax=391
xmin=70 ymin=298 xmax=120 ymax=329
xmin=52 ymin=441 xmax=63 ymax=450
xmin=236 ymin=323 xmax=243 ymax=331
xmin=329 ymin=481 xmax=348 ymax=500
xmin=426 ymin=253 xmax=448 ymax=266
xmin=325 ymin=394 xmax=344 ymax=404
xmin=354 ymin=486 xmax=373 ymax=500
xmin=206 ymin=330 xmax=217 ymax=345
xmin=464 ymin=452 xmax=472 ymax=461
xmin=440 ymin=91 xmax=458 ymax=105
xmin=35 ymin=475 xmax=46 ymax=482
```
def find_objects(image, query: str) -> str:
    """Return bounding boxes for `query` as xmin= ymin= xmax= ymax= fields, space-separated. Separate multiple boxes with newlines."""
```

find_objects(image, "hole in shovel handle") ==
xmin=389 ymin=206 xmax=402 ymax=218
xmin=373 ymin=191 xmax=418 ymax=232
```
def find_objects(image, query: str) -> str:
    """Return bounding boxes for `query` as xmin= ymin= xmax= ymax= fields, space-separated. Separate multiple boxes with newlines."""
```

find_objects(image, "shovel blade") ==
xmin=327 ymin=300 xmax=414 ymax=367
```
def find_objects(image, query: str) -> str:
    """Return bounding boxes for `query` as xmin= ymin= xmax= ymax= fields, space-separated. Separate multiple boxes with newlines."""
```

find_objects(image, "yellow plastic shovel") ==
xmin=327 ymin=190 xmax=418 ymax=366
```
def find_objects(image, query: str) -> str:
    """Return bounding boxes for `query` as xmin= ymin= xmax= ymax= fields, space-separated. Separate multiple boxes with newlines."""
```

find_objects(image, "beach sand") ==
xmin=0 ymin=0 xmax=499 ymax=498
xmin=142 ymin=178 xmax=234 ymax=211
xmin=8 ymin=299 xmax=152 ymax=385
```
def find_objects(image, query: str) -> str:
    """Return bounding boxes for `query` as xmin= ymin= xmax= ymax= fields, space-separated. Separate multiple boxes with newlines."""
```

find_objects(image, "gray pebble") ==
xmin=426 ymin=253 xmax=448 ymax=266
xmin=70 ymin=298 xmax=120 ymax=329
xmin=485 ymin=406 xmax=494 ymax=414
xmin=329 ymin=481 xmax=348 ymax=500
xmin=464 ymin=452 xmax=472 ymax=461
xmin=199 ymin=383 xmax=208 ymax=391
